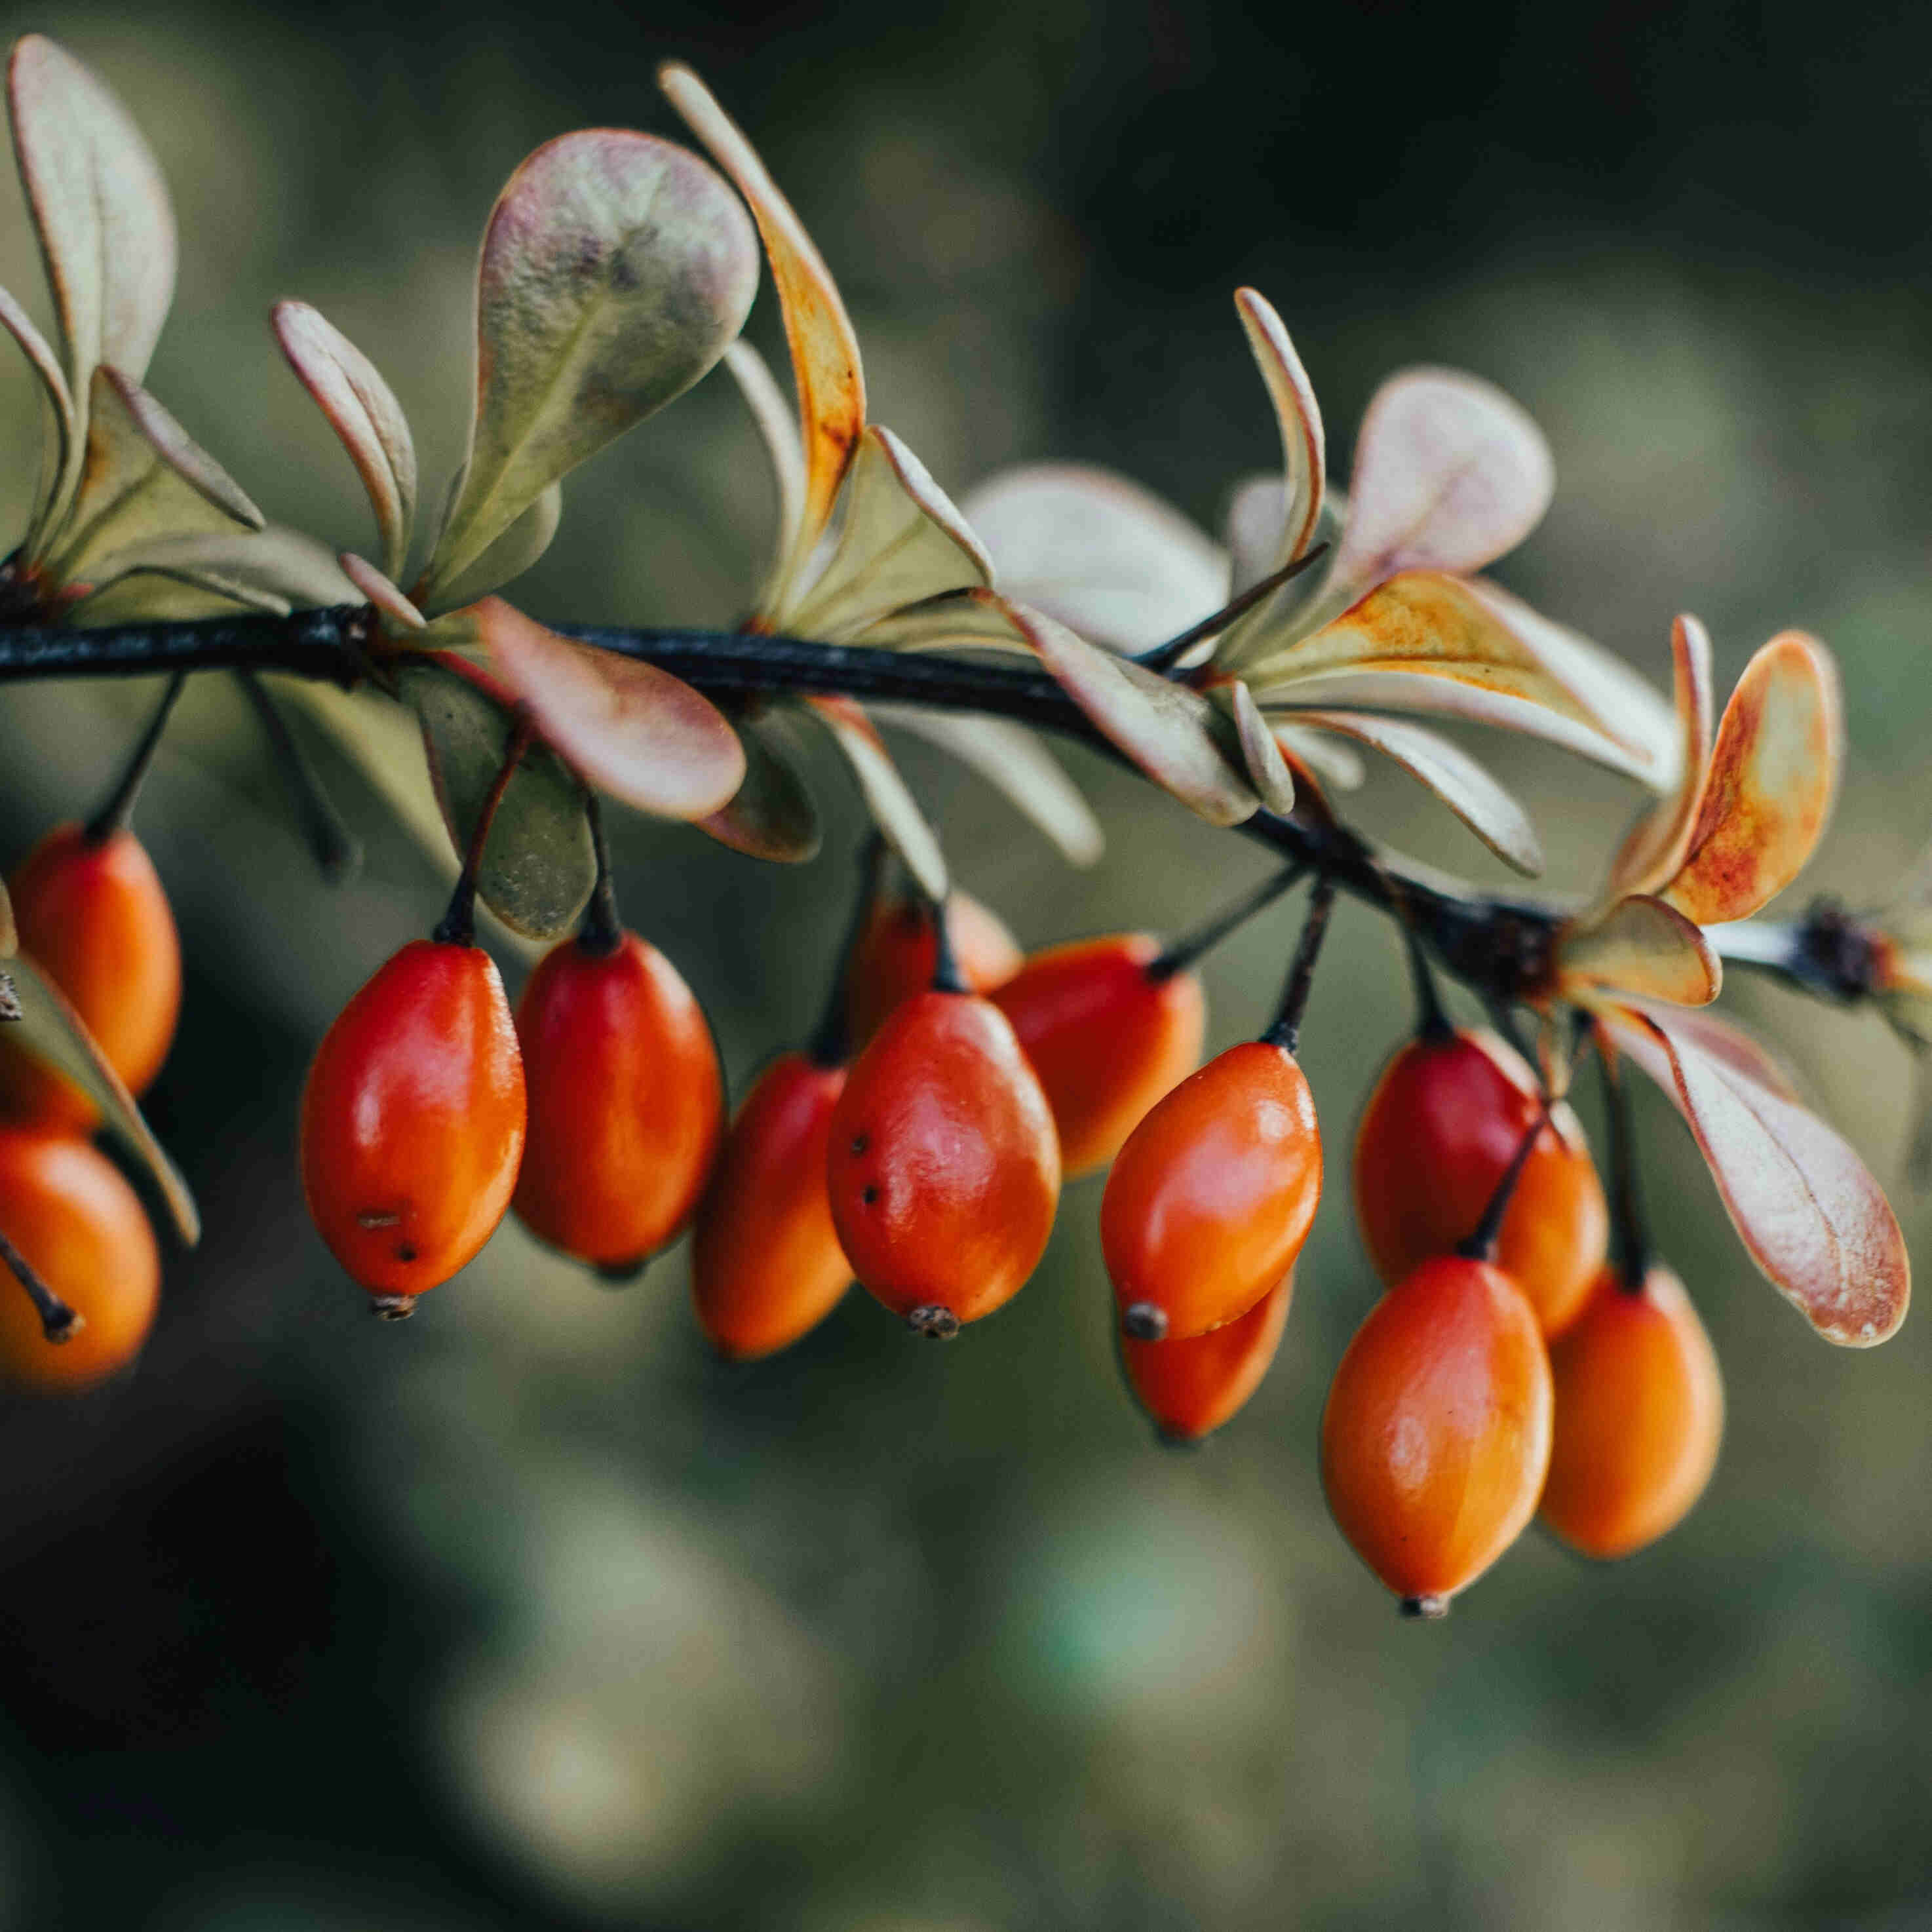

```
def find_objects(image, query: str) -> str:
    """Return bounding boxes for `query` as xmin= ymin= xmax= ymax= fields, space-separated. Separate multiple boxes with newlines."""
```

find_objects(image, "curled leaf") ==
xmin=423 ymin=127 xmax=758 ymax=601
xmin=868 ymin=703 xmax=1104 ymax=866
xmin=272 ymin=300 xmax=418 ymax=581
xmin=1600 ymin=615 xmax=1714 ymax=906
xmin=339 ymin=552 xmax=426 ymax=630
xmin=477 ymin=598 xmax=744 ymax=820
xmin=3 ymin=954 xmax=198 ymax=1243
xmin=804 ymin=695 xmax=947 ymax=900
xmin=1206 ymin=678 xmax=1295 ymax=815
xmin=1333 ymin=366 xmax=1553 ymax=593
xmin=0 ymin=282 xmax=73 ymax=504
xmin=1603 ymin=1003 xmax=1908 ymax=1346
xmin=1233 ymin=289 xmax=1324 ymax=570
xmin=1272 ymin=720 xmax=1364 ymax=790
xmin=1661 ymin=632 xmax=1842 ymax=926
xmin=697 ymin=703 xmax=821 ymax=863
xmin=724 ymin=339 xmax=805 ymax=601
xmin=1558 ymin=895 xmax=1720 ymax=1006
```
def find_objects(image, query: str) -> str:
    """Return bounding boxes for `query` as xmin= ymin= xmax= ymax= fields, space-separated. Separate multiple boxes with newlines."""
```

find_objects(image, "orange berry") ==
xmin=0 ymin=1125 xmax=161 ymax=1391
xmin=1100 ymin=1039 xmax=1322 ymax=1340
xmin=1121 ymin=1270 xmax=1292 ymax=1443
xmin=1321 ymin=1254 xmax=1553 ymax=1613
xmin=692 ymin=1051 xmax=850 ymax=1359
xmin=844 ymin=889 xmax=1021 ymax=1049
xmin=992 ymin=933 xmax=1206 ymax=1179
xmin=1353 ymin=1028 xmax=1608 ymax=1337
xmin=512 ymin=931 xmax=723 ymax=1270
xmin=827 ymin=988 xmax=1058 ymax=1335
xmin=1539 ymin=1262 xmax=1724 ymax=1558
xmin=301 ymin=938 xmax=526 ymax=1309
xmin=0 ymin=822 xmax=182 ymax=1127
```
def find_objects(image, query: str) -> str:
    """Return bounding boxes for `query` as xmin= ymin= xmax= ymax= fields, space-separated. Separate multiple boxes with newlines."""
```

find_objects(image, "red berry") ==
xmin=844 ymin=890 xmax=1021 ymax=1050
xmin=1121 ymin=1270 xmax=1292 ymax=1442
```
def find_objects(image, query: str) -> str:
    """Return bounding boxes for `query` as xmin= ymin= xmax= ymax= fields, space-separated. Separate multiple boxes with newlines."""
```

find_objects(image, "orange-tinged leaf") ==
xmin=803 ymin=695 xmax=946 ymax=898
xmin=1559 ymin=895 xmax=1720 ymax=1005
xmin=1603 ymin=1003 xmax=1908 ymax=1345
xmin=1332 ymin=367 xmax=1552 ymax=592
xmin=1599 ymin=614 xmax=1714 ymax=906
xmin=1233 ymin=289 xmax=1324 ymax=570
xmin=1618 ymin=1000 xmax=1801 ymax=1102
xmin=477 ymin=598 xmax=745 ymax=821
xmin=339 ymin=552 xmax=425 ymax=631
xmin=1661 ymin=632 xmax=1842 ymax=925
xmin=660 ymin=62 xmax=864 ymax=600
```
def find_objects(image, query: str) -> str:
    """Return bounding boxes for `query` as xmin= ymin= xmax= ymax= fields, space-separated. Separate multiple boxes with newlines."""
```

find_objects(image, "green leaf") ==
xmin=396 ymin=656 xmax=596 ymax=940
xmin=3 ymin=954 xmax=198 ymax=1243
xmin=421 ymin=128 xmax=758 ymax=604
xmin=83 ymin=526 xmax=360 ymax=618
xmin=697 ymin=703 xmax=822 ymax=863
xmin=419 ymin=484 xmax=560 ymax=616
xmin=723 ymin=340 xmax=805 ymax=608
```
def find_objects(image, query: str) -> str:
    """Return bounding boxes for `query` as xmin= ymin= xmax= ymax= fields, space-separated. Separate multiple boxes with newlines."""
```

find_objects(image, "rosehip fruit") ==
xmin=512 ymin=930 xmax=723 ymax=1271
xmin=691 ymin=1051 xmax=850 ymax=1359
xmin=992 ymin=934 xmax=1206 ymax=1179
xmin=1353 ymin=1028 xmax=1608 ymax=1337
xmin=844 ymin=889 xmax=1021 ymax=1050
xmin=827 ymin=988 xmax=1058 ymax=1335
xmin=1539 ymin=1262 xmax=1724 ymax=1558
xmin=1121 ymin=1270 xmax=1292 ymax=1444
xmin=1100 ymin=1039 xmax=1322 ymax=1340
xmin=1321 ymin=1254 xmax=1553 ymax=1615
xmin=0 ymin=1125 xmax=161 ymax=1392
xmin=301 ymin=938 xmax=526 ymax=1311
xmin=0 ymin=822 xmax=182 ymax=1126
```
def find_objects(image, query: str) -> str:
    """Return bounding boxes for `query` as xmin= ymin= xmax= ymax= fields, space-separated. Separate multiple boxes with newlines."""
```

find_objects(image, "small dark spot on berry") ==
xmin=850 ymin=1134 xmax=868 ymax=1155
xmin=395 ymin=1243 xmax=418 ymax=1262
xmin=860 ymin=1185 xmax=879 ymax=1205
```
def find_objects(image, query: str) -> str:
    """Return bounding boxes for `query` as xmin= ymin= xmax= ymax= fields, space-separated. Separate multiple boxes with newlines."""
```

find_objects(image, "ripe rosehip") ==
xmin=0 ymin=1125 xmax=161 ymax=1391
xmin=301 ymin=938 xmax=526 ymax=1311
xmin=1352 ymin=1028 xmax=1608 ymax=1337
xmin=827 ymin=988 xmax=1059 ymax=1335
xmin=1121 ymin=1270 xmax=1292 ymax=1444
xmin=844 ymin=889 xmax=1022 ymax=1050
xmin=992 ymin=934 xmax=1206 ymax=1180
xmin=1100 ymin=1039 xmax=1322 ymax=1340
xmin=512 ymin=931 xmax=723 ymax=1271
xmin=1321 ymin=1254 xmax=1553 ymax=1614
xmin=1539 ymin=1262 xmax=1724 ymax=1558
xmin=692 ymin=1051 xmax=850 ymax=1359
xmin=0 ymin=822 xmax=182 ymax=1126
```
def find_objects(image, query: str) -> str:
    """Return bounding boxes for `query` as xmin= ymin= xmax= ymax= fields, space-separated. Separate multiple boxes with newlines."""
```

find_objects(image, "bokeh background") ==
xmin=0 ymin=0 xmax=1929 ymax=1923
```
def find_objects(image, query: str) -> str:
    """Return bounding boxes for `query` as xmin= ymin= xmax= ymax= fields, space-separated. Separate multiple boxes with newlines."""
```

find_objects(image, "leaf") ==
xmin=422 ymin=484 xmax=562 ymax=616
xmin=803 ymin=695 xmax=948 ymax=900
xmin=1205 ymin=678 xmax=1295 ymax=815
xmin=4 ymin=954 xmax=198 ymax=1243
xmin=1233 ymin=289 xmax=1324 ymax=570
xmin=1619 ymin=1000 xmax=1801 ymax=1102
xmin=0 ymin=879 xmax=15 ymax=957
xmin=697 ymin=703 xmax=821 ymax=862
xmin=422 ymin=126 xmax=759 ymax=600
xmin=396 ymin=656 xmax=597 ymax=940
xmin=850 ymin=590 xmax=1031 ymax=655
xmin=1243 ymin=571 xmax=1678 ymax=786
xmin=660 ymin=62 xmax=865 ymax=608
xmin=867 ymin=703 xmax=1104 ymax=865
xmin=0 ymin=280 xmax=73 ymax=527
xmin=39 ymin=369 xmax=263 ymax=586
xmin=1603 ymin=1003 xmax=1909 ymax=1346
xmin=271 ymin=300 xmax=419 ymax=581
xmin=996 ymin=596 xmax=1260 ymax=827
xmin=84 ymin=526 xmax=359 ymax=616
xmin=1272 ymin=720 xmax=1364 ymax=790
xmin=959 ymin=463 xmax=1228 ymax=654
xmin=339 ymin=552 xmax=426 ymax=631
xmin=1279 ymin=708 xmax=1543 ymax=874
xmin=9 ymin=35 xmax=175 ymax=540
xmin=1332 ymin=366 xmax=1553 ymax=593
xmin=1558 ymin=895 xmax=1720 ymax=1006
xmin=1600 ymin=614 xmax=1714 ymax=906
xmin=786 ymin=427 xmax=992 ymax=637
xmin=724 ymin=339 xmax=805 ymax=603
xmin=67 ymin=571 xmax=258 ymax=627
xmin=1661 ymin=632 xmax=1842 ymax=926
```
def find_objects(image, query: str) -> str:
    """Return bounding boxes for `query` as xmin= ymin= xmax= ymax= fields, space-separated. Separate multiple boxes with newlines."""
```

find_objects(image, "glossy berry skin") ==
xmin=1540 ymin=1262 xmax=1724 ymax=1558
xmin=301 ymin=939 xmax=526 ymax=1304
xmin=1100 ymin=1039 xmax=1322 ymax=1340
xmin=845 ymin=890 xmax=1022 ymax=1050
xmin=827 ymin=989 xmax=1059 ymax=1333
xmin=0 ymin=822 xmax=182 ymax=1126
xmin=992 ymin=934 xmax=1206 ymax=1180
xmin=0 ymin=1125 xmax=161 ymax=1392
xmin=692 ymin=1052 xmax=849 ymax=1359
xmin=1353 ymin=1028 xmax=1608 ymax=1338
xmin=1121 ymin=1270 xmax=1292 ymax=1443
xmin=1322 ymin=1255 xmax=1553 ymax=1612
xmin=512 ymin=932 xmax=723 ymax=1269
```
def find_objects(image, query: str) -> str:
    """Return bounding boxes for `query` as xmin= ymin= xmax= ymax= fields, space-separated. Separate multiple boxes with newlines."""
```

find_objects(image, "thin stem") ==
xmin=1400 ymin=912 xmax=1452 ymax=1043
xmin=1455 ymin=1102 xmax=1552 ymax=1264
xmin=433 ymin=714 xmax=532 ymax=948
xmin=808 ymin=834 xmax=887 ymax=1068
xmin=928 ymin=892 xmax=967 ymax=994
xmin=1261 ymin=874 xmax=1336 ymax=1053
xmin=0 ymin=1225 xmax=79 ymax=1343
xmin=232 ymin=670 xmax=362 ymax=882
xmin=1133 ymin=545 xmax=1331 ymax=674
xmin=1596 ymin=1026 xmax=1652 ymax=1291
xmin=1148 ymin=863 xmax=1307 ymax=981
xmin=85 ymin=670 xmax=186 ymax=842
xmin=577 ymin=792 xmax=624 ymax=957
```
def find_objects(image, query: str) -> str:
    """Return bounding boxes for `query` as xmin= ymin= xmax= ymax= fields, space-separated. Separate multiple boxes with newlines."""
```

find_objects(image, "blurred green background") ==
xmin=0 ymin=0 xmax=1929 ymax=1924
